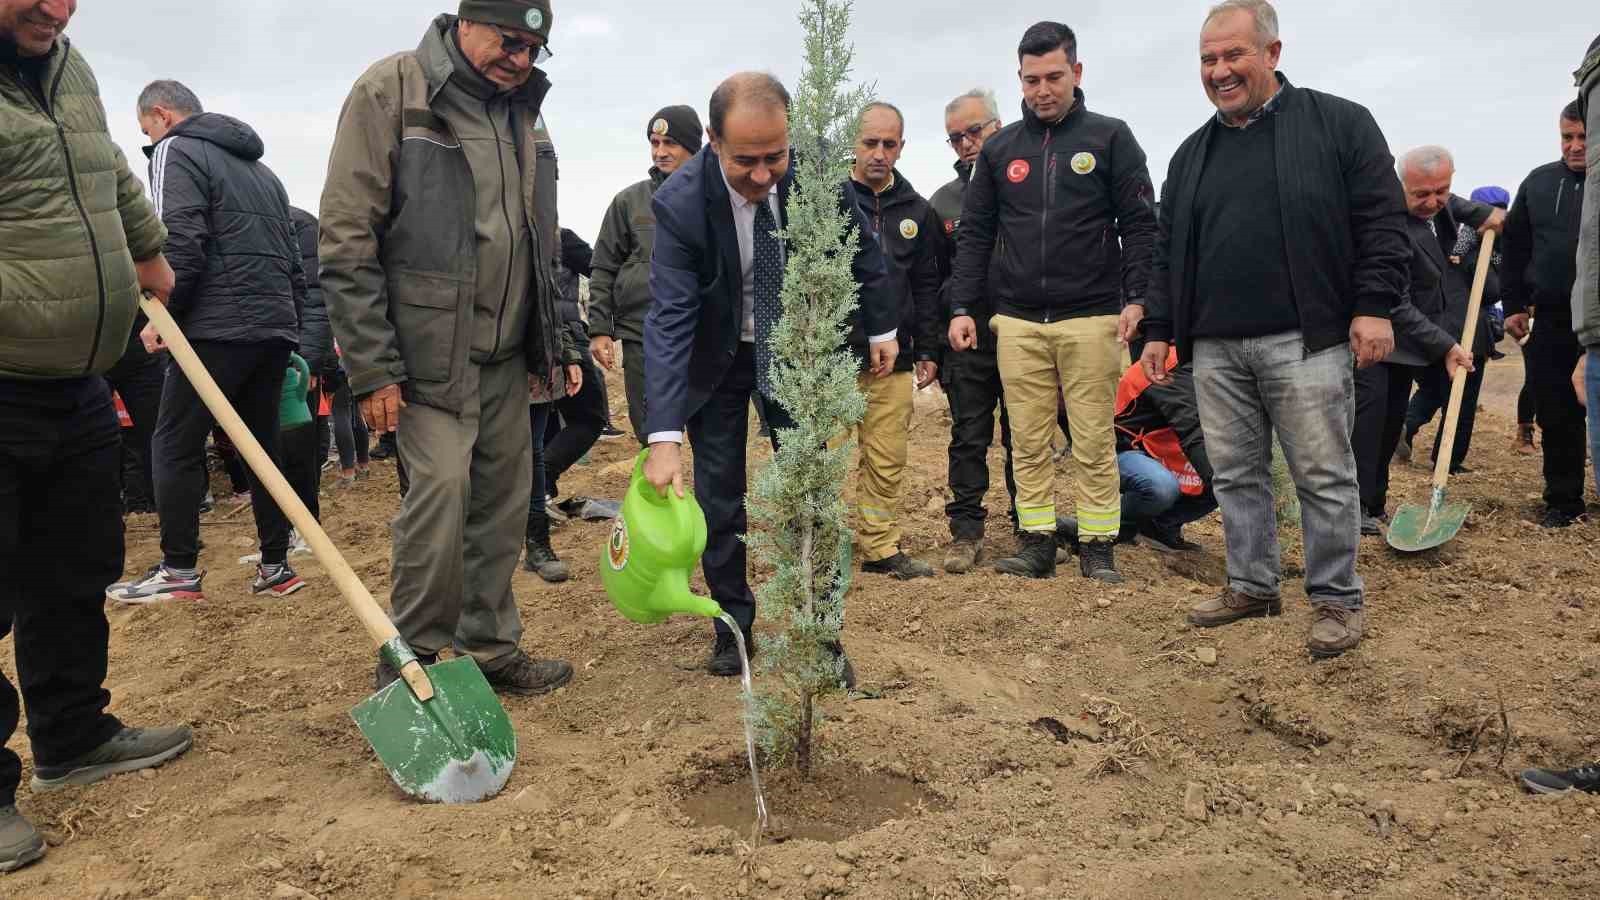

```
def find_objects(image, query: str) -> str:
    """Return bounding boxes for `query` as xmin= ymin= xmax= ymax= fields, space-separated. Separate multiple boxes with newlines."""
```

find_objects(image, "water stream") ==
xmin=717 ymin=612 xmax=769 ymax=832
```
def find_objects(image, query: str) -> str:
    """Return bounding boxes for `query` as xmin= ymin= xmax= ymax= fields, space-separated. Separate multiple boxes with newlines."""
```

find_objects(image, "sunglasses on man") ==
xmin=492 ymin=25 xmax=553 ymax=64
xmin=947 ymin=119 xmax=998 ymax=147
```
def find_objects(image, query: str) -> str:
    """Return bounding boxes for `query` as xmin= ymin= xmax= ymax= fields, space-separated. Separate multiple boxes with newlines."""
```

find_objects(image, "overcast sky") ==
xmin=66 ymin=0 xmax=1588 ymax=244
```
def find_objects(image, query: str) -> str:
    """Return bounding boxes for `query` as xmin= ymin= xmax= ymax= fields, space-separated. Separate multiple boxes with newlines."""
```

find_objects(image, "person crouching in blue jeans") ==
xmin=1059 ymin=347 xmax=1217 ymax=553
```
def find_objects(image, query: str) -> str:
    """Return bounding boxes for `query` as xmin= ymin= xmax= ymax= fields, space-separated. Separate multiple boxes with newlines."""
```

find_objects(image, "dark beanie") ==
xmin=458 ymin=0 xmax=552 ymax=41
xmin=647 ymin=105 xmax=703 ymax=155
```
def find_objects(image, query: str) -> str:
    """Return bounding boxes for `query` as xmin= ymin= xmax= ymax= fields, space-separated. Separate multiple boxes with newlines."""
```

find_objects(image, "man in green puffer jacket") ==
xmin=0 ymin=0 xmax=194 ymax=874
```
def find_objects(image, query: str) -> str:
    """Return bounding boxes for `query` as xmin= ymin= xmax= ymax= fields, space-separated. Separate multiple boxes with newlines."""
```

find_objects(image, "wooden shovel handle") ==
xmin=1429 ymin=230 xmax=1495 ymax=491
xmin=140 ymin=298 xmax=434 ymax=702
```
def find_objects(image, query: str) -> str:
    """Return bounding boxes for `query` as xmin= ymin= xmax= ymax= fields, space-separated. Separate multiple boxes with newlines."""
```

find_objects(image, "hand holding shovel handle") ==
xmin=139 ymin=296 xmax=435 ymax=702
xmin=1428 ymin=230 xmax=1495 ymax=493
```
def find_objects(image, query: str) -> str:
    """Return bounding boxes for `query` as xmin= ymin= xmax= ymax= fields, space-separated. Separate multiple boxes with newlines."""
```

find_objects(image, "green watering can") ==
xmin=601 ymin=449 xmax=722 ymax=623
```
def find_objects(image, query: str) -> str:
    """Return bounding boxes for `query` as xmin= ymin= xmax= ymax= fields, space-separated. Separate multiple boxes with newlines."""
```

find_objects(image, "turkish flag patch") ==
xmin=1006 ymin=159 xmax=1031 ymax=183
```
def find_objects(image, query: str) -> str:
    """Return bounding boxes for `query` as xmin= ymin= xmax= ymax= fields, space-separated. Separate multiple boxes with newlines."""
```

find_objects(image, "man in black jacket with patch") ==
xmin=932 ymin=87 xmax=1017 ymax=573
xmin=1140 ymin=0 xmax=1409 ymax=659
xmin=107 ymin=80 xmax=307 ymax=604
xmin=1503 ymin=101 xmax=1589 ymax=527
xmin=946 ymin=21 xmax=1157 ymax=584
xmin=846 ymin=102 xmax=942 ymax=580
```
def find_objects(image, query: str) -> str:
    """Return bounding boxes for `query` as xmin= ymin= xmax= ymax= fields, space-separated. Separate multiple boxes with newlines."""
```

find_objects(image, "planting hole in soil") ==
xmin=679 ymin=761 xmax=945 ymax=843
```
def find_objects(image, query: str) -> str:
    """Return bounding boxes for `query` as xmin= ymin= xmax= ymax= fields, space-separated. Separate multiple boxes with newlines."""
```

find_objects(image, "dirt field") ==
xmin=5 ymin=345 xmax=1600 ymax=899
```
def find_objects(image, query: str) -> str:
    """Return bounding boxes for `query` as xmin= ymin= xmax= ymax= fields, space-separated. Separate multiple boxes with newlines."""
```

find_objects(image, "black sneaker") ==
xmin=374 ymin=650 xmax=439 ymax=692
xmin=1521 ymin=763 xmax=1600 ymax=795
xmin=524 ymin=541 xmax=570 ymax=583
xmin=1078 ymin=539 xmax=1124 ymax=584
xmin=483 ymin=650 xmax=573 ymax=696
xmin=31 ymin=725 xmax=193 ymax=792
xmin=251 ymin=563 xmax=306 ymax=597
xmin=0 ymin=805 xmax=45 ymax=873
xmin=862 ymin=551 xmax=935 ymax=580
xmin=1360 ymin=513 xmax=1385 ymax=537
xmin=599 ymin=425 xmax=626 ymax=440
xmin=708 ymin=629 xmax=758 ymax=677
xmin=1138 ymin=520 xmax=1203 ymax=553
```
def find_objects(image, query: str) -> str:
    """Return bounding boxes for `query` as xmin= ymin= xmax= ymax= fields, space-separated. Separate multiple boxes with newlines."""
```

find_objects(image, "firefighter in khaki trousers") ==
xmin=945 ymin=21 xmax=1157 ymax=582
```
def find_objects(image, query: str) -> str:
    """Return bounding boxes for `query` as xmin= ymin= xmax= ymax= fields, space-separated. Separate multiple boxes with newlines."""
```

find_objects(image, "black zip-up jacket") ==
xmin=145 ymin=112 xmax=303 ymax=347
xmin=290 ymin=207 xmax=336 ymax=378
xmin=931 ymin=160 xmax=1000 ymax=353
xmin=1143 ymin=75 xmax=1410 ymax=362
xmin=947 ymin=89 xmax=1157 ymax=323
xmin=1502 ymin=160 xmax=1584 ymax=321
xmin=851 ymin=169 xmax=943 ymax=370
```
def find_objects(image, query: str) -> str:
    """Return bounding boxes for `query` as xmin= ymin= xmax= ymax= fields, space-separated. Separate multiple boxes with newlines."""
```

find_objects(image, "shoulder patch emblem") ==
xmin=1071 ymin=152 xmax=1097 ymax=175
xmin=943 ymin=218 xmax=958 ymax=235
xmin=525 ymin=8 xmax=545 ymax=30
xmin=899 ymin=218 xmax=919 ymax=240
xmin=1006 ymin=159 xmax=1031 ymax=183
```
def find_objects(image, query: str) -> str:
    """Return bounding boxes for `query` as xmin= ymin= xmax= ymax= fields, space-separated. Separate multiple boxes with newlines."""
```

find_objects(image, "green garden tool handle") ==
xmin=1428 ymin=229 xmax=1495 ymax=492
xmin=140 ymin=296 xmax=436 ymax=702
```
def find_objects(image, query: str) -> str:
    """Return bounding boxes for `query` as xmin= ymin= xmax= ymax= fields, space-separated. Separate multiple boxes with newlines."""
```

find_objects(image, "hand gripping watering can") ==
xmin=601 ymin=449 xmax=722 ymax=622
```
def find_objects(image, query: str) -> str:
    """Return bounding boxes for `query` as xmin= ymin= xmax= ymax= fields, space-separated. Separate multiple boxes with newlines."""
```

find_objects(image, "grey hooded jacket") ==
xmin=1574 ymin=35 xmax=1600 ymax=347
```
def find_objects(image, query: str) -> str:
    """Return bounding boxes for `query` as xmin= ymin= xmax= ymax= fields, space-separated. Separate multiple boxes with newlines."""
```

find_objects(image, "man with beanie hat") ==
xmin=589 ymin=104 xmax=703 ymax=443
xmin=320 ymin=1 xmax=581 ymax=697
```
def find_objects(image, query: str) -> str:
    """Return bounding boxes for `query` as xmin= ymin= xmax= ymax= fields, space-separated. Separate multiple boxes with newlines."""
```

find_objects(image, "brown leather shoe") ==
xmin=1187 ymin=588 xmax=1282 ymax=628
xmin=1306 ymin=605 xmax=1365 ymax=658
xmin=1516 ymin=423 xmax=1538 ymax=455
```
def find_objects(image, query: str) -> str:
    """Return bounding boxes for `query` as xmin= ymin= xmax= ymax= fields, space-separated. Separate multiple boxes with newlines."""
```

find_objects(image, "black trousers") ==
xmin=943 ymin=348 xmax=1017 ymax=541
xmin=280 ymin=392 xmax=323 ymax=525
xmin=1527 ymin=323 xmax=1588 ymax=514
xmin=0 ymin=379 xmax=126 ymax=807
xmin=621 ymin=338 xmax=648 ymax=446
xmin=105 ymin=344 xmax=165 ymax=510
xmin=542 ymin=357 xmax=607 ymax=498
xmin=1403 ymin=357 xmax=1486 ymax=471
xmin=330 ymin=373 xmax=371 ymax=471
xmin=1519 ymin=348 xmax=1537 ymax=425
xmin=1354 ymin=361 xmax=1426 ymax=515
xmin=688 ymin=343 xmax=793 ymax=635
xmin=154 ymin=342 xmax=291 ymax=569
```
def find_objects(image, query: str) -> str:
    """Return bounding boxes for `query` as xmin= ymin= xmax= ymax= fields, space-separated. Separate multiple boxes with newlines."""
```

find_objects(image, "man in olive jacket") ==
xmin=320 ymin=1 xmax=578 ymax=697
xmin=0 ymin=0 xmax=193 ymax=872
xmin=589 ymin=104 xmax=701 ymax=444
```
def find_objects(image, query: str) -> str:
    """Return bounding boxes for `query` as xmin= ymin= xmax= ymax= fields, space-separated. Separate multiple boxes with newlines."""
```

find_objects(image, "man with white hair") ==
xmin=1140 ymin=0 xmax=1411 ymax=657
xmin=930 ymin=87 xmax=1018 ymax=573
xmin=1351 ymin=145 xmax=1497 ymax=534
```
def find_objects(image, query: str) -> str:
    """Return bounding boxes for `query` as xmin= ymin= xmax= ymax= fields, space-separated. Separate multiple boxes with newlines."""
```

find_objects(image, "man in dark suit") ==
xmin=642 ymin=72 xmax=899 ymax=676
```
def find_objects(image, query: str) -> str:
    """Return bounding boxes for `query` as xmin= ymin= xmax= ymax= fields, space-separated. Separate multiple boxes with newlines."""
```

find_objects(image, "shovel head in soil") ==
xmin=351 ymin=652 xmax=516 ymax=804
xmin=1387 ymin=489 xmax=1470 ymax=553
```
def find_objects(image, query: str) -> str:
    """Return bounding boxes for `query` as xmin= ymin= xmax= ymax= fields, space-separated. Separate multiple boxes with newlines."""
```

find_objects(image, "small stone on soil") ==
xmin=1195 ymin=647 xmax=1218 ymax=666
xmin=1184 ymin=782 xmax=1209 ymax=822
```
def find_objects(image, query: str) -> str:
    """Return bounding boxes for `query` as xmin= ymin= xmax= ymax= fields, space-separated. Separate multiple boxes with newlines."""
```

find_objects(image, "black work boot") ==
xmin=994 ymin=532 xmax=1057 ymax=579
xmin=483 ymin=650 xmax=574 ymax=696
xmin=524 ymin=514 xmax=570 ymax=583
xmin=708 ymin=629 xmax=758 ymax=677
xmin=1077 ymin=539 xmax=1124 ymax=584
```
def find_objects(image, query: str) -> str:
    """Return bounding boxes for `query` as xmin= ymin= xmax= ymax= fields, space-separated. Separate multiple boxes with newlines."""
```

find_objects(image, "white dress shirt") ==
xmin=648 ymin=167 xmax=895 ymax=445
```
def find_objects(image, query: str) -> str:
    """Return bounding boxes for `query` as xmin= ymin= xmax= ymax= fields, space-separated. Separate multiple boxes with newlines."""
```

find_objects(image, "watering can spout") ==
xmin=601 ymin=449 xmax=723 ymax=624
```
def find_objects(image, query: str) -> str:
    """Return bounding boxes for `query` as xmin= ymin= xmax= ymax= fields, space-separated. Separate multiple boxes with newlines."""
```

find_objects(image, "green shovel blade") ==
xmin=1387 ymin=497 xmax=1471 ymax=553
xmin=350 ymin=656 xmax=516 ymax=804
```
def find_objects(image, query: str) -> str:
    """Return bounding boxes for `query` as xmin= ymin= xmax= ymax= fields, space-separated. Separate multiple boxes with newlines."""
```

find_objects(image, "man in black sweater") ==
xmin=946 ymin=21 xmax=1157 ymax=584
xmin=1140 ymin=0 xmax=1410 ymax=659
xmin=1503 ymin=101 xmax=1588 ymax=527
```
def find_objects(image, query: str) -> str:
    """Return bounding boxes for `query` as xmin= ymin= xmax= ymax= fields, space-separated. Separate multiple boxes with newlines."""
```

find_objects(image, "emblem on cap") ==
xmin=899 ymin=219 xmax=919 ymax=240
xmin=1071 ymin=152 xmax=1097 ymax=175
xmin=525 ymin=8 xmax=544 ymax=30
xmin=1006 ymin=159 xmax=1031 ymax=183
xmin=651 ymin=118 xmax=669 ymax=136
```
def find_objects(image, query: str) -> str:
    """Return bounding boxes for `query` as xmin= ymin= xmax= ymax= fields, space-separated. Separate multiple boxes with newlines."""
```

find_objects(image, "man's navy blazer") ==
xmin=642 ymin=147 xmax=896 ymax=436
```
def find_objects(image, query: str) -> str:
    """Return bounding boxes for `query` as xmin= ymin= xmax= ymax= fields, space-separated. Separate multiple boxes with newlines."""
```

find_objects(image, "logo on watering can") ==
xmin=608 ymin=518 xmax=630 ymax=571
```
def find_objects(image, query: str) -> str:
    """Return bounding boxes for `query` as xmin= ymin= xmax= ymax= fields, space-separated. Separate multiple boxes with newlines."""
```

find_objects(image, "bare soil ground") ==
xmin=5 ymin=345 xmax=1600 ymax=899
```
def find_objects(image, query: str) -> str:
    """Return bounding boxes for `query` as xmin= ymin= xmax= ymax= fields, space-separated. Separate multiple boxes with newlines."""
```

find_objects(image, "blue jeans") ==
xmin=1193 ymin=332 xmax=1363 ymax=610
xmin=1118 ymin=451 xmax=1216 ymax=529
xmin=1588 ymin=348 xmax=1600 ymax=496
xmin=527 ymin=403 xmax=551 ymax=534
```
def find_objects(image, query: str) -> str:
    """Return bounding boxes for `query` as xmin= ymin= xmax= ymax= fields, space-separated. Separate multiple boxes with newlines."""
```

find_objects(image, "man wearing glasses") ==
xmin=321 ymin=0 xmax=581 ymax=697
xmin=930 ymin=88 xmax=1016 ymax=574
